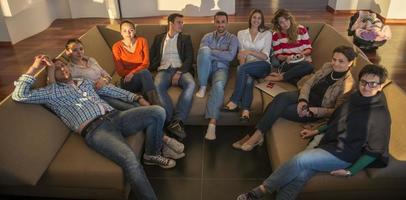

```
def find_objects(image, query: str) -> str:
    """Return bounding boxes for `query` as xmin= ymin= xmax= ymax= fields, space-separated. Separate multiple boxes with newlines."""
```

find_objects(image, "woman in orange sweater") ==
xmin=112 ymin=20 xmax=160 ymax=105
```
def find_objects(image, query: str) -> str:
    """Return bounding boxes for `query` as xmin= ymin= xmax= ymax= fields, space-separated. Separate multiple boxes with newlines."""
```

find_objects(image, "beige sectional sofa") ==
xmin=0 ymin=22 xmax=405 ymax=199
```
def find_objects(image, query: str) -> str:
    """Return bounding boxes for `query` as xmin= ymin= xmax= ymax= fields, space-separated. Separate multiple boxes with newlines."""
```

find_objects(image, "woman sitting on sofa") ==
xmin=112 ymin=20 xmax=161 ymax=106
xmin=232 ymin=45 xmax=356 ymax=152
xmin=64 ymin=38 xmax=150 ymax=109
xmin=223 ymin=9 xmax=272 ymax=122
xmin=266 ymin=9 xmax=314 ymax=84
xmin=237 ymin=64 xmax=391 ymax=200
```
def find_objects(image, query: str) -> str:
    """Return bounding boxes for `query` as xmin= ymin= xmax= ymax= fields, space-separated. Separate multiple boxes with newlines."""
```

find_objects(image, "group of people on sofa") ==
xmin=12 ymin=8 xmax=391 ymax=200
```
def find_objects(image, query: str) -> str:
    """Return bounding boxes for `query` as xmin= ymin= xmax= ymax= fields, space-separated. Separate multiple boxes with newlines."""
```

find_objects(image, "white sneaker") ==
xmin=204 ymin=124 xmax=216 ymax=140
xmin=165 ymin=137 xmax=185 ymax=153
xmin=195 ymin=87 xmax=206 ymax=98
xmin=162 ymin=144 xmax=185 ymax=160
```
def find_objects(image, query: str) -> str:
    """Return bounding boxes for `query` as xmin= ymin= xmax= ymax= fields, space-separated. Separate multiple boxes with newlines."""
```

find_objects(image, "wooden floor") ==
xmin=1 ymin=5 xmax=406 ymax=101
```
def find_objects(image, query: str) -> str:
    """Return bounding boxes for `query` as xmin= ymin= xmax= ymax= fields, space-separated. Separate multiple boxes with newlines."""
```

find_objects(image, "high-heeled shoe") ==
xmin=241 ymin=136 xmax=264 ymax=151
xmin=221 ymin=103 xmax=240 ymax=112
xmin=232 ymin=135 xmax=250 ymax=149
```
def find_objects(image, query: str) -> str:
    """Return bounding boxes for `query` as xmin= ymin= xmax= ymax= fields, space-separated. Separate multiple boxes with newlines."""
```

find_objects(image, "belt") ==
xmin=81 ymin=110 xmax=118 ymax=138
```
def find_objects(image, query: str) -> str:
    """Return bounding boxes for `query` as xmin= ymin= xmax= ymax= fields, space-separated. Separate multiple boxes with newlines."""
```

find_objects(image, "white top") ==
xmin=68 ymin=57 xmax=111 ymax=82
xmin=159 ymin=33 xmax=182 ymax=70
xmin=237 ymin=28 xmax=272 ymax=63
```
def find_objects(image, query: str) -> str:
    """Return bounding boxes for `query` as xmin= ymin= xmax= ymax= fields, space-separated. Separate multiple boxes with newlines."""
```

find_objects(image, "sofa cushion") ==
xmin=300 ymin=170 xmax=406 ymax=197
xmin=267 ymin=118 xmax=308 ymax=169
xmin=39 ymin=132 xmax=144 ymax=190
xmin=0 ymin=95 xmax=70 ymax=186
xmin=367 ymin=156 xmax=406 ymax=178
xmin=311 ymin=24 xmax=354 ymax=72
xmin=267 ymin=118 xmax=406 ymax=195
xmin=79 ymin=26 xmax=116 ymax=75
xmin=382 ymin=84 xmax=406 ymax=161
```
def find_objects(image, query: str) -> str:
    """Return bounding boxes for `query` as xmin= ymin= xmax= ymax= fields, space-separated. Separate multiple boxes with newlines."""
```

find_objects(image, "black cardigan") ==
xmin=318 ymin=91 xmax=391 ymax=167
xmin=149 ymin=32 xmax=194 ymax=73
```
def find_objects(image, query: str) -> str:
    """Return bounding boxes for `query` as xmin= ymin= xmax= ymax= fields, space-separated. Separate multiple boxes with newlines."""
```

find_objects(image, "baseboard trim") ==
xmin=326 ymin=5 xmax=359 ymax=15
xmin=326 ymin=6 xmax=406 ymax=24
xmin=380 ymin=17 xmax=406 ymax=24
xmin=0 ymin=41 xmax=12 ymax=47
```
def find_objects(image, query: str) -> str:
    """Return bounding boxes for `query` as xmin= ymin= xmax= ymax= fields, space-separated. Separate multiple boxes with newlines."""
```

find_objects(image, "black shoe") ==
xmin=239 ymin=115 xmax=250 ymax=123
xmin=221 ymin=105 xmax=240 ymax=112
xmin=167 ymin=120 xmax=186 ymax=140
xmin=236 ymin=191 xmax=260 ymax=200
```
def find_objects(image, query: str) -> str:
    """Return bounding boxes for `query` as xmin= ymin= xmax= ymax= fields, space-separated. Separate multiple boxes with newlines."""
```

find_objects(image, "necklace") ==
xmin=330 ymin=71 xmax=340 ymax=81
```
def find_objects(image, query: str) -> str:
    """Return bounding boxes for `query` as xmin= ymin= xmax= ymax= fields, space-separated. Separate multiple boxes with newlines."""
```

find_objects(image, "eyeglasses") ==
xmin=359 ymin=79 xmax=381 ymax=88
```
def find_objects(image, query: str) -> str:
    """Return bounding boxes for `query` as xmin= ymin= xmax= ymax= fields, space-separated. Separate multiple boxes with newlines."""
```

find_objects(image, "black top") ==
xmin=318 ymin=91 xmax=391 ymax=166
xmin=309 ymin=70 xmax=347 ymax=107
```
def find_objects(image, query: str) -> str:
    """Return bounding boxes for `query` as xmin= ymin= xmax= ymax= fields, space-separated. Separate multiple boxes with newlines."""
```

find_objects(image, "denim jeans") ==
xmin=280 ymin=61 xmax=314 ymax=85
xmin=262 ymin=148 xmax=351 ymax=200
xmin=84 ymin=105 xmax=165 ymax=200
xmin=101 ymin=96 xmax=139 ymax=111
xmin=230 ymin=60 xmax=271 ymax=110
xmin=154 ymin=67 xmax=196 ymax=122
xmin=256 ymin=91 xmax=318 ymax=134
xmin=122 ymin=69 xmax=156 ymax=94
xmin=197 ymin=47 xmax=229 ymax=119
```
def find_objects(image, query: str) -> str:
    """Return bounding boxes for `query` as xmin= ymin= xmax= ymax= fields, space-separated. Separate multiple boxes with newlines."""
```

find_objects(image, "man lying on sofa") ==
xmin=12 ymin=55 xmax=176 ymax=200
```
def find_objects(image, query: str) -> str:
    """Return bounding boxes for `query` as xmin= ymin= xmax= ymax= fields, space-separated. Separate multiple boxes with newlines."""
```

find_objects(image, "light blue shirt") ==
xmin=12 ymin=74 xmax=137 ymax=132
xmin=199 ymin=31 xmax=239 ymax=69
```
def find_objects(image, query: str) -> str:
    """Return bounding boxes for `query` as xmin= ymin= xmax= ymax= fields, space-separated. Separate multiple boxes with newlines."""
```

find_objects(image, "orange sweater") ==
xmin=112 ymin=37 xmax=150 ymax=77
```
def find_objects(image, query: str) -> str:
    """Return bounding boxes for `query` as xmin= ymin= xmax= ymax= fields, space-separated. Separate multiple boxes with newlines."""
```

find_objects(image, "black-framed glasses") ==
xmin=359 ymin=79 xmax=381 ymax=88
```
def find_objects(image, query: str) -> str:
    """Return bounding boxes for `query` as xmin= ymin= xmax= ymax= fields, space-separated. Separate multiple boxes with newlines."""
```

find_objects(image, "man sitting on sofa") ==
xmin=12 ymin=55 xmax=176 ymax=200
xmin=194 ymin=11 xmax=239 ymax=140
xmin=150 ymin=13 xmax=195 ymax=140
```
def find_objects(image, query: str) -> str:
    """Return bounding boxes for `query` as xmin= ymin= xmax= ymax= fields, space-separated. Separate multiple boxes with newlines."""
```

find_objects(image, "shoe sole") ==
xmin=143 ymin=160 xmax=176 ymax=169
xmin=167 ymin=128 xmax=186 ymax=140
xmin=204 ymin=136 xmax=216 ymax=140
xmin=163 ymin=153 xmax=186 ymax=160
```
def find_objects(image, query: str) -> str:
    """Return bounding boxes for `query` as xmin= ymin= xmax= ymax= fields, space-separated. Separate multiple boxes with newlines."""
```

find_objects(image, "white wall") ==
xmin=68 ymin=0 xmax=119 ymax=19
xmin=370 ymin=0 xmax=391 ymax=18
xmin=49 ymin=0 xmax=71 ymax=19
xmin=328 ymin=0 xmax=372 ymax=10
xmin=0 ymin=13 xmax=10 ymax=42
xmin=4 ymin=0 xmax=57 ymax=44
xmin=121 ymin=0 xmax=235 ymax=18
xmin=386 ymin=0 xmax=406 ymax=19
xmin=328 ymin=0 xmax=406 ymax=19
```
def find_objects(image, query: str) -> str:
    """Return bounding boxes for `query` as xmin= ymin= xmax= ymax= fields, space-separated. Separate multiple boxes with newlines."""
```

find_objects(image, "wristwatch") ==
xmin=345 ymin=170 xmax=352 ymax=177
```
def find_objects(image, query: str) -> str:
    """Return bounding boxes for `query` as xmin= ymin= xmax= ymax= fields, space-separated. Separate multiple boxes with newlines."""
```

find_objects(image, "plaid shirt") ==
xmin=12 ymin=74 xmax=138 ymax=132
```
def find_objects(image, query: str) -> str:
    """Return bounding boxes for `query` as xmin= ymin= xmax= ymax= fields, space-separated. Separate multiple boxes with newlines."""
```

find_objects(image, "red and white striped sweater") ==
xmin=272 ymin=25 xmax=312 ymax=62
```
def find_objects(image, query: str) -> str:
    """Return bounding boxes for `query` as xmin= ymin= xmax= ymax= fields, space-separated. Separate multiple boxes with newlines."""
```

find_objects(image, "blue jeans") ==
xmin=256 ymin=91 xmax=318 ymax=134
xmin=197 ymin=47 xmax=229 ymax=119
xmin=230 ymin=61 xmax=271 ymax=110
xmin=154 ymin=67 xmax=196 ymax=122
xmin=122 ymin=69 xmax=156 ymax=94
xmin=101 ymin=96 xmax=139 ymax=111
xmin=262 ymin=148 xmax=351 ymax=200
xmin=85 ymin=105 xmax=165 ymax=200
xmin=280 ymin=61 xmax=314 ymax=85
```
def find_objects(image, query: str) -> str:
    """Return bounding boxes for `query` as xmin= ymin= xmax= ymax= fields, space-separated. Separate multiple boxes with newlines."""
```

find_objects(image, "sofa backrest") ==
xmin=97 ymin=22 xmax=325 ymax=68
xmin=0 ymin=69 xmax=70 ymax=186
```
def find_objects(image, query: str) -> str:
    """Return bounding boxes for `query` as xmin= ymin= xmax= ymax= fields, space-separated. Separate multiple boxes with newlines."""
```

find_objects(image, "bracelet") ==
xmin=345 ymin=170 xmax=352 ymax=177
